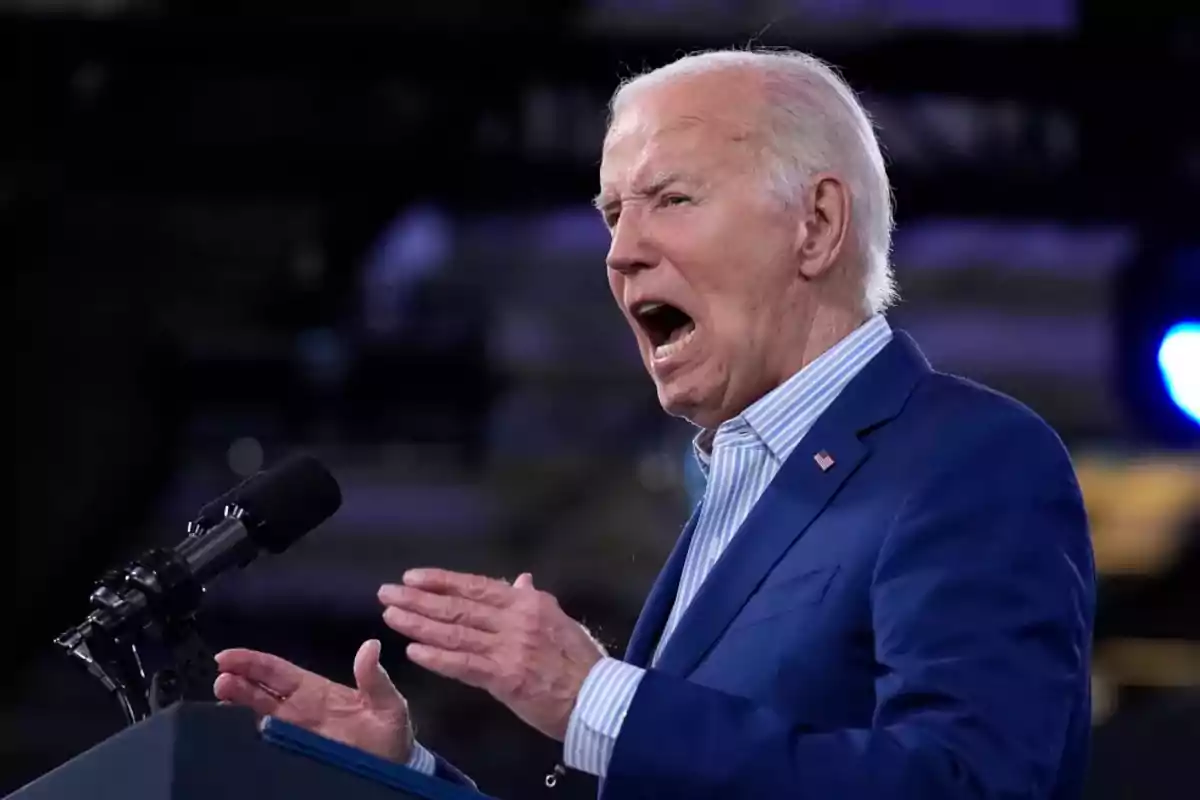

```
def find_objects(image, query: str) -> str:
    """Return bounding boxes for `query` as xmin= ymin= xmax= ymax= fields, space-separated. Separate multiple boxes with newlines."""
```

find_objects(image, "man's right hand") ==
xmin=214 ymin=639 xmax=414 ymax=763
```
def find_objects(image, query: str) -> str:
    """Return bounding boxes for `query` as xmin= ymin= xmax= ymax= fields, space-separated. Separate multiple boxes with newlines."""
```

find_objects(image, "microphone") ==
xmin=176 ymin=452 xmax=342 ymax=586
xmin=56 ymin=453 xmax=342 ymax=672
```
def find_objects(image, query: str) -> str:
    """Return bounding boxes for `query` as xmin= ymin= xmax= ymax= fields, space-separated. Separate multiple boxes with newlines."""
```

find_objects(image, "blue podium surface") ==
xmin=5 ymin=702 xmax=492 ymax=800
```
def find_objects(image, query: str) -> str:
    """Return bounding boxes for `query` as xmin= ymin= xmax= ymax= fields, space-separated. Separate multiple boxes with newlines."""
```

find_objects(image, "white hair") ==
xmin=608 ymin=48 xmax=898 ymax=315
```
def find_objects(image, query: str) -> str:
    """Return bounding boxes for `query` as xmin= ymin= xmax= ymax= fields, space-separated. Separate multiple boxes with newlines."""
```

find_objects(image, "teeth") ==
xmin=653 ymin=325 xmax=695 ymax=360
xmin=636 ymin=301 xmax=665 ymax=316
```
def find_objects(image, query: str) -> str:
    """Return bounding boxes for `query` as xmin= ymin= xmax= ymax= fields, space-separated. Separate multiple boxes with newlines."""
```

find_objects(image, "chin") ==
xmin=655 ymin=378 xmax=723 ymax=429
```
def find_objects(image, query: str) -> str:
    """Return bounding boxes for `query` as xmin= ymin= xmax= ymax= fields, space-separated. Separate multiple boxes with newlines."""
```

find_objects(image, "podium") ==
xmin=5 ymin=703 xmax=491 ymax=800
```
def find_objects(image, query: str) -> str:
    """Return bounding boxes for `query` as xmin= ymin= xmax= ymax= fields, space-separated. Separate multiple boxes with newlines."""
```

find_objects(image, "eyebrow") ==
xmin=593 ymin=171 xmax=694 ymax=215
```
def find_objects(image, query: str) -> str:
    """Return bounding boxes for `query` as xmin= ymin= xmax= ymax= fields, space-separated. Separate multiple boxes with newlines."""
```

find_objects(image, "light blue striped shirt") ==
xmin=562 ymin=314 xmax=893 ymax=777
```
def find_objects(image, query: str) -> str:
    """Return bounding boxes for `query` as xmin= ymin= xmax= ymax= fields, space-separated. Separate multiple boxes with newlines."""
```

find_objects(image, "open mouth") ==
xmin=632 ymin=301 xmax=697 ymax=359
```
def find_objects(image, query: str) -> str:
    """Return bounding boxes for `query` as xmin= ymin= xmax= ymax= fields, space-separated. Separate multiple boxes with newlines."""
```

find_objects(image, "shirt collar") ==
xmin=693 ymin=314 xmax=893 ymax=472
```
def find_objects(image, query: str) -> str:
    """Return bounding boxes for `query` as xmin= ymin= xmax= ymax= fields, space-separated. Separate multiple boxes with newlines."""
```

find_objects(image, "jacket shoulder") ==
xmin=894 ymin=369 xmax=1081 ymax=491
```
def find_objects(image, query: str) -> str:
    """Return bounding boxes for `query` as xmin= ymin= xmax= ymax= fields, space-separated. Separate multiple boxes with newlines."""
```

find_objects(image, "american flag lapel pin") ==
xmin=814 ymin=450 xmax=835 ymax=472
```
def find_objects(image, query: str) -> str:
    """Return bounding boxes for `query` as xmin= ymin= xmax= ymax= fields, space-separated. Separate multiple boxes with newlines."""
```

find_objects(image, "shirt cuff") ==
xmin=563 ymin=658 xmax=646 ymax=778
xmin=405 ymin=740 xmax=438 ymax=775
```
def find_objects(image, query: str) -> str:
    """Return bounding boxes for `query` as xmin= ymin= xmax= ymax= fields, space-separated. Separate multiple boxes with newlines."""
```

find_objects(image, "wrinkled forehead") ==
xmin=598 ymin=95 xmax=760 ymax=200
xmin=602 ymin=115 xmax=705 ymax=173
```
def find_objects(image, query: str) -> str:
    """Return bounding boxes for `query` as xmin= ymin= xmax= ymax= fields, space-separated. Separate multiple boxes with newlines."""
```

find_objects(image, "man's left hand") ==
xmin=378 ymin=569 xmax=605 ymax=741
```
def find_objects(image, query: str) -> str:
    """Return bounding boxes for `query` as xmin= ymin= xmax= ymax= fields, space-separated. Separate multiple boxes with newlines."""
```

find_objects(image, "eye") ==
xmin=659 ymin=194 xmax=692 ymax=208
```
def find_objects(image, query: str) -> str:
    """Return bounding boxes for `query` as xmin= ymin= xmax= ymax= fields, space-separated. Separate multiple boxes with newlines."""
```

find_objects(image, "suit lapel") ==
xmin=652 ymin=429 xmax=867 ymax=676
xmin=623 ymin=502 xmax=703 ymax=668
xmin=652 ymin=332 xmax=931 ymax=676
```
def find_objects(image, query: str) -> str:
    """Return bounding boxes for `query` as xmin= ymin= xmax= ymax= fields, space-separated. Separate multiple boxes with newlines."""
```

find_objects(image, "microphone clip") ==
xmin=55 ymin=523 xmax=221 ymax=726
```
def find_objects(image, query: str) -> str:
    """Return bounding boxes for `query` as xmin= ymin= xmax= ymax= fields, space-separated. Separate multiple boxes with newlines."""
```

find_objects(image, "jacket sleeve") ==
xmin=431 ymin=752 xmax=477 ymax=790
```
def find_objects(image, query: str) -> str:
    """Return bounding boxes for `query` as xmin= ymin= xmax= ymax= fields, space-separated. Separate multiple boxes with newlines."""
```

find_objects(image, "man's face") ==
xmin=597 ymin=75 xmax=816 ymax=429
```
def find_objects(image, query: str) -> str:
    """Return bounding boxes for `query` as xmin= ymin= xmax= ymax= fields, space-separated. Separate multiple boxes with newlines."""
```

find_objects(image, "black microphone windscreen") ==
xmin=234 ymin=454 xmax=342 ymax=553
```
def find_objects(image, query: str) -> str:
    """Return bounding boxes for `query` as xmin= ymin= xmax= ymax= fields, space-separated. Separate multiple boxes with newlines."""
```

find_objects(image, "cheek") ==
xmin=657 ymin=210 xmax=789 ymax=341
xmin=705 ymin=305 xmax=753 ymax=362
xmin=699 ymin=275 xmax=788 ymax=371
xmin=718 ymin=242 xmax=797 ymax=324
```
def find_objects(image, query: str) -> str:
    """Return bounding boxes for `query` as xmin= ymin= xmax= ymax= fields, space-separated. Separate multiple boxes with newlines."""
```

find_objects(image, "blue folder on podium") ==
xmin=5 ymin=702 xmax=494 ymax=800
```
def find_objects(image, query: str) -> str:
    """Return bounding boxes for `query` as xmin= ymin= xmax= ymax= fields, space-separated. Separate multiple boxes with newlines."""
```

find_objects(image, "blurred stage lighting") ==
xmin=1116 ymin=243 xmax=1200 ymax=446
xmin=1158 ymin=321 xmax=1200 ymax=426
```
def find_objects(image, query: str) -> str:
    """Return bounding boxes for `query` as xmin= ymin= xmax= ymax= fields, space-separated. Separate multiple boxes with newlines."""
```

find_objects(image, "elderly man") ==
xmin=215 ymin=49 xmax=1095 ymax=799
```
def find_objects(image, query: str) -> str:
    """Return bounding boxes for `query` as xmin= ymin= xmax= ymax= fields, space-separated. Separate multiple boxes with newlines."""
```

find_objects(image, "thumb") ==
xmin=514 ymin=572 xmax=535 ymax=590
xmin=353 ymin=639 xmax=404 ymax=712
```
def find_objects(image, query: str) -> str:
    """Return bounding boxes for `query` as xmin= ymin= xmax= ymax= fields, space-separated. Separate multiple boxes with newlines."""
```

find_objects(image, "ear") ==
xmin=796 ymin=173 xmax=851 ymax=280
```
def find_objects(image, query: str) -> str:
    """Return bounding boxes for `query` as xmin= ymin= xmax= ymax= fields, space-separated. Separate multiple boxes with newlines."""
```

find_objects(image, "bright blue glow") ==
xmin=1158 ymin=321 xmax=1200 ymax=425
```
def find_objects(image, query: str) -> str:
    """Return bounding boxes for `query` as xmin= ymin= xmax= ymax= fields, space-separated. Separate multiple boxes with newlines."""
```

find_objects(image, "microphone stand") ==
xmin=55 ymin=518 xmax=223 ymax=726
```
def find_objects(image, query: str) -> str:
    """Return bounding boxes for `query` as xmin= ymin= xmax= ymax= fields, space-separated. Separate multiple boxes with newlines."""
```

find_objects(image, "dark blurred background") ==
xmin=3 ymin=1 xmax=1198 ymax=798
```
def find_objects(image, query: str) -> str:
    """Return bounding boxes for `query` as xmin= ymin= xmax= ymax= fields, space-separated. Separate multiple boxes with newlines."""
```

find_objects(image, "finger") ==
xmin=383 ymin=608 xmax=496 ymax=654
xmin=401 ymin=569 xmax=515 ymax=608
xmin=214 ymin=648 xmax=305 ymax=698
xmin=213 ymin=673 xmax=282 ymax=717
xmin=352 ymin=639 xmax=406 ymax=714
xmin=406 ymin=643 xmax=497 ymax=691
xmin=513 ymin=572 xmax=534 ymax=590
xmin=378 ymin=585 xmax=503 ymax=632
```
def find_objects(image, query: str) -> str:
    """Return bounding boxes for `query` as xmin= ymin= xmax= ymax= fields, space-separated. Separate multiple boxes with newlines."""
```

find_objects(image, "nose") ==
xmin=605 ymin=213 xmax=657 ymax=275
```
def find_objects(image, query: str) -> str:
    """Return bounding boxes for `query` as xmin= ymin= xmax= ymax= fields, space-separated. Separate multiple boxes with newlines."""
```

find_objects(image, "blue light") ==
xmin=1158 ymin=321 xmax=1200 ymax=426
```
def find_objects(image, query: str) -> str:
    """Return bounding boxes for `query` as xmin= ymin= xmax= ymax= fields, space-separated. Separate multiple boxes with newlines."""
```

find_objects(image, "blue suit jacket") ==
xmin=436 ymin=331 xmax=1096 ymax=799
